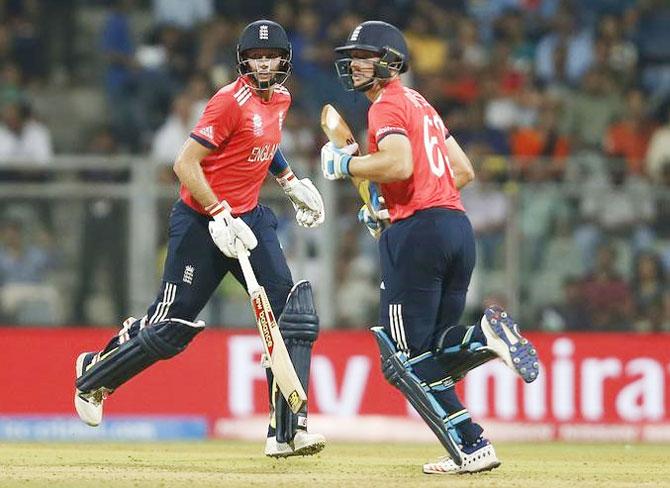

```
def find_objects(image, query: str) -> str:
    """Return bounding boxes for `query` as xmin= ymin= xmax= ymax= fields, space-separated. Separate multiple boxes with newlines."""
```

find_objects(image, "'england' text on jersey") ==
xmin=248 ymin=143 xmax=279 ymax=163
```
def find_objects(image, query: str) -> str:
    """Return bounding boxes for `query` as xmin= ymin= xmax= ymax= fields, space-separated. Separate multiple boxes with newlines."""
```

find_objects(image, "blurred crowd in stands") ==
xmin=0 ymin=0 xmax=669 ymax=332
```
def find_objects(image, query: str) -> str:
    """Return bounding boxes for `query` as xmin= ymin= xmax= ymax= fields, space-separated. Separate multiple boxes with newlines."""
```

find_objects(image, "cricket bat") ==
xmin=235 ymin=239 xmax=306 ymax=414
xmin=320 ymin=104 xmax=381 ymax=219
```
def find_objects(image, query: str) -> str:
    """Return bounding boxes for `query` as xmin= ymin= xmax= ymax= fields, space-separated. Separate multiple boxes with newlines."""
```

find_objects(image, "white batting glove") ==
xmin=321 ymin=142 xmax=359 ymax=180
xmin=206 ymin=201 xmax=258 ymax=258
xmin=277 ymin=170 xmax=325 ymax=228
xmin=357 ymin=182 xmax=390 ymax=239
xmin=358 ymin=204 xmax=390 ymax=239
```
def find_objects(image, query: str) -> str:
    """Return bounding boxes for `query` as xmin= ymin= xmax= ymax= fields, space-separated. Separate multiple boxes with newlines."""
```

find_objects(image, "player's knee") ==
xmin=371 ymin=326 xmax=403 ymax=386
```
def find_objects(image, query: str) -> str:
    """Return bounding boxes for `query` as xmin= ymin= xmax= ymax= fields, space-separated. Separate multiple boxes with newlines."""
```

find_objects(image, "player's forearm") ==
xmin=445 ymin=136 xmax=475 ymax=189
xmin=173 ymin=156 xmax=218 ymax=209
xmin=349 ymin=151 xmax=412 ymax=183
xmin=453 ymin=167 xmax=475 ymax=189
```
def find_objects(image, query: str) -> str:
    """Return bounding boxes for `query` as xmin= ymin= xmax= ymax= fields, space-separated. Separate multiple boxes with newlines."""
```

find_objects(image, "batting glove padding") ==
xmin=208 ymin=203 xmax=258 ymax=258
xmin=278 ymin=172 xmax=325 ymax=228
xmin=320 ymin=141 xmax=358 ymax=180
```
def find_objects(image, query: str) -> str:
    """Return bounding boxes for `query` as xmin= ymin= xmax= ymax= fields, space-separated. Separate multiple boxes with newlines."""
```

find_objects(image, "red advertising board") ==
xmin=1 ymin=328 xmax=669 ymax=441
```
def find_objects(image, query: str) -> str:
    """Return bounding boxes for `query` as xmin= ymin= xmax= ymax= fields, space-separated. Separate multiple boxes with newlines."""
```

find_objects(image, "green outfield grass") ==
xmin=0 ymin=441 xmax=668 ymax=487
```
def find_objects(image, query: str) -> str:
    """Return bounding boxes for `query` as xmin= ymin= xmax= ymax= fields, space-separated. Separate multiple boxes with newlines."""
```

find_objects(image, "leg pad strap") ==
xmin=433 ymin=326 xmax=496 ymax=382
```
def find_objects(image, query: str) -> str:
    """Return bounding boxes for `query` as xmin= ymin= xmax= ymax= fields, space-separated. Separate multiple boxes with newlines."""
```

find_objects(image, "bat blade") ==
xmin=321 ymin=104 xmax=357 ymax=147
xmin=320 ymin=104 xmax=378 ymax=216
xmin=250 ymin=287 xmax=307 ymax=414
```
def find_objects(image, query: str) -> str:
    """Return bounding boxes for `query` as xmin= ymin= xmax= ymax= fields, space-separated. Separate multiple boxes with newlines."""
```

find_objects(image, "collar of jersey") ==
xmin=237 ymin=76 xmax=279 ymax=104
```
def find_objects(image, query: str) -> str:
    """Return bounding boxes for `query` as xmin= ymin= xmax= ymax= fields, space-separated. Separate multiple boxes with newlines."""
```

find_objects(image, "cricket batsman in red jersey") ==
xmin=322 ymin=21 xmax=540 ymax=473
xmin=74 ymin=20 xmax=326 ymax=457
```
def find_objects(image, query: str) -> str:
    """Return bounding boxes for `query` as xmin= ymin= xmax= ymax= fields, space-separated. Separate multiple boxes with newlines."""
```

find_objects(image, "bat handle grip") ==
xmin=235 ymin=238 xmax=261 ymax=295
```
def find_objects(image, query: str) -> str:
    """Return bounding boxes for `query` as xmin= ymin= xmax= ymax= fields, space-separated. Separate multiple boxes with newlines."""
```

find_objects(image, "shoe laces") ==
xmin=462 ymin=436 xmax=488 ymax=455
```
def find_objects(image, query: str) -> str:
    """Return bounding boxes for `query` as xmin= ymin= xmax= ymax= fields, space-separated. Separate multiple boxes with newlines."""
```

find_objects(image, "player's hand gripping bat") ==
xmin=234 ymin=238 xmax=307 ymax=414
xmin=320 ymin=104 xmax=389 ymax=229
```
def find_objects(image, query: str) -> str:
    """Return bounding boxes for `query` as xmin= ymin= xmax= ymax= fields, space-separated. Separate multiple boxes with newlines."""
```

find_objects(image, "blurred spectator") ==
xmin=0 ymin=218 xmax=60 ymax=324
xmin=539 ymin=276 xmax=592 ymax=332
xmin=41 ymin=0 xmax=77 ymax=83
xmin=0 ymin=219 xmax=54 ymax=285
xmin=196 ymin=18 xmax=237 ymax=87
xmin=535 ymin=8 xmax=594 ymax=85
xmin=405 ymin=14 xmax=449 ymax=76
xmin=631 ymin=251 xmax=667 ymax=332
xmin=494 ymin=9 xmax=534 ymax=71
xmin=637 ymin=1 xmax=670 ymax=95
xmin=72 ymin=126 xmax=128 ymax=325
xmin=661 ymin=290 xmax=670 ymax=332
xmin=483 ymin=75 xmax=539 ymax=131
xmin=453 ymin=18 xmax=487 ymax=70
xmin=151 ymin=92 xmax=193 ymax=165
xmin=519 ymin=163 xmax=569 ymax=270
xmin=135 ymin=24 xmax=195 ymax=133
xmin=453 ymin=103 xmax=509 ymax=156
xmin=594 ymin=13 xmax=637 ymax=85
xmin=560 ymin=68 xmax=623 ymax=150
xmin=465 ymin=0 xmax=521 ymax=43
xmin=510 ymin=104 xmax=569 ymax=175
xmin=0 ymin=24 xmax=11 ymax=65
xmin=279 ymin=109 xmax=318 ymax=166
xmin=576 ymin=162 xmax=655 ymax=266
xmin=646 ymin=107 xmax=670 ymax=183
xmin=4 ymin=0 xmax=47 ymax=83
xmin=529 ymin=211 xmax=583 ymax=315
xmin=288 ymin=9 xmax=322 ymax=79
xmin=0 ymin=62 xmax=25 ymax=107
xmin=0 ymin=101 xmax=52 ymax=164
xmin=101 ymin=0 xmax=141 ymax=150
xmin=461 ymin=159 xmax=508 ymax=270
xmin=152 ymin=0 xmax=214 ymax=30
xmin=185 ymin=72 xmax=213 ymax=125
xmin=603 ymin=88 xmax=655 ymax=176
xmin=579 ymin=242 xmax=633 ymax=330
xmin=337 ymin=255 xmax=378 ymax=327
xmin=442 ymin=63 xmax=480 ymax=109
xmin=655 ymin=165 xmax=670 ymax=253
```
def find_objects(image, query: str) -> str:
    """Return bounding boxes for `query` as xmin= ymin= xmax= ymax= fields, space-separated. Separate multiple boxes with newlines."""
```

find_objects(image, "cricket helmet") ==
xmin=237 ymin=20 xmax=292 ymax=89
xmin=334 ymin=21 xmax=409 ymax=92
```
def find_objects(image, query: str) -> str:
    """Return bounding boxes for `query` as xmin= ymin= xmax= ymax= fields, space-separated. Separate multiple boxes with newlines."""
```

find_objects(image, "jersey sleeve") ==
xmin=368 ymin=97 xmax=408 ymax=145
xmin=190 ymin=90 xmax=240 ymax=149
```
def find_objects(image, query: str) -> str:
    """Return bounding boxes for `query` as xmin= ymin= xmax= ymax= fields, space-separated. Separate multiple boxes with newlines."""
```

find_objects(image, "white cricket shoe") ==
xmin=74 ymin=352 xmax=107 ymax=427
xmin=480 ymin=305 xmax=540 ymax=383
xmin=265 ymin=430 xmax=326 ymax=458
xmin=423 ymin=438 xmax=501 ymax=475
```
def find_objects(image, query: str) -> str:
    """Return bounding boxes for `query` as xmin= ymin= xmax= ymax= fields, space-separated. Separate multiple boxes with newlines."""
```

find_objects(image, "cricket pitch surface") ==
xmin=1 ymin=441 xmax=668 ymax=487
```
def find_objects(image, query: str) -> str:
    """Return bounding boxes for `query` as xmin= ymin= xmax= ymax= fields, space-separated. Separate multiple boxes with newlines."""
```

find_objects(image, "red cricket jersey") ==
xmin=367 ymin=79 xmax=464 ymax=222
xmin=183 ymin=77 xmax=291 ymax=215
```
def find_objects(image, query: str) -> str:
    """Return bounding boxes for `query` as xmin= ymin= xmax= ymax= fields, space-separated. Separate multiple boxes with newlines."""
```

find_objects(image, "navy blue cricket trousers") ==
xmin=378 ymin=207 xmax=476 ymax=357
xmin=145 ymin=200 xmax=293 ymax=324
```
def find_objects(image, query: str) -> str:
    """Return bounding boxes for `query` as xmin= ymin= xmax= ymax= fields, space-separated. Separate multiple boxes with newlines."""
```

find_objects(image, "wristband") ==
xmin=205 ymin=201 xmax=227 ymax=217
xmin=276 ymin=168 xmax=296 ymax=190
